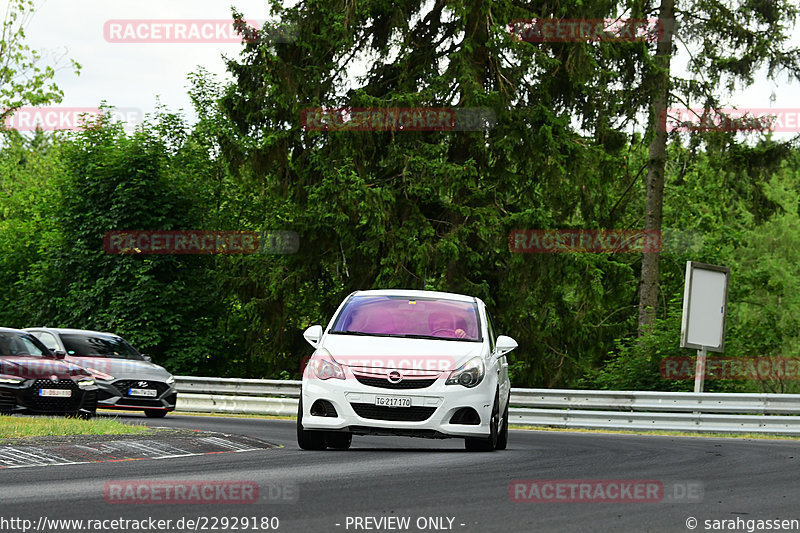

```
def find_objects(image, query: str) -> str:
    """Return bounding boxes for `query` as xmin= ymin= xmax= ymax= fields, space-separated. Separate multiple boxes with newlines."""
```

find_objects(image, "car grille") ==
xmin=350 ymin=403 xmax=436 ymax=422
xmin=0 ymin=389 xmax=14 ymax=412
xmin=24 ymin=379 xmax=82 ymax=412
xmin=112 ymin=380 xmax=169 ymax=398
xmin=354 ymin=374 xmax=437 ymax=390
xmin=114 ymin=398 xmax=164 ymax=407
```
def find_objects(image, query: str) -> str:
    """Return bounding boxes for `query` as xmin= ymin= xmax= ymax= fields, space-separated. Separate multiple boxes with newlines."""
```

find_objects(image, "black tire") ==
xmin=76 ymin=410 xmax=95 ymax=420
xmin=297 ymin=397 xmax=327 ymax=450
xmin=144 ymin=410 xmax=168 ymax=418
xmin=325 ymin=431 xmax=352 ymax=450
xmin=465 ymin=390 xmax=499 ymax=452
xmin=495 ymin=399 xmax=509 ymax=450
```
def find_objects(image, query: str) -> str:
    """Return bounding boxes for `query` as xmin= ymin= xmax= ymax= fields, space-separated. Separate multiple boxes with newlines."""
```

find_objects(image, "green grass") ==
xmin=0 ymin=415 xmax=153 ymax=439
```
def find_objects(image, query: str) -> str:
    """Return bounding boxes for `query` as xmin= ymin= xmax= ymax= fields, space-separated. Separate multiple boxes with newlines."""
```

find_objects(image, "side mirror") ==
xmin=494 ymin=335 xmax=518 ymax=357
xmin=142 ymin=354 xmax=152 ymax=362
xmin=53 ymin=350 xmax=67 ymax=360
xmin=303 ymin=325 xmax=324 ymax=347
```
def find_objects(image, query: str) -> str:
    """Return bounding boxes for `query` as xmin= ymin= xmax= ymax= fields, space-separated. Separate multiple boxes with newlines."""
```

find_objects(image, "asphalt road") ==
xmin=1 ymin=413 xmax=799 ymax=533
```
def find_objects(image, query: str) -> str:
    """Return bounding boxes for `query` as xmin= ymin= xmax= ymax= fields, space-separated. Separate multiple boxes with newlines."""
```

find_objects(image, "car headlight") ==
xmin=0 ymin=377 xmax=24 ymax=384
xmin=446 ymin=357 xmax=485 ymax=388
xmin=166 ymin=375 xmax=175 ymax=385
xmin=86 ymin=367 xmax=114 ymax=381
xmin=308 ymin=349 xmax=345 ymax=380
xmin=77 ymin=378 xmax=96 ymax=390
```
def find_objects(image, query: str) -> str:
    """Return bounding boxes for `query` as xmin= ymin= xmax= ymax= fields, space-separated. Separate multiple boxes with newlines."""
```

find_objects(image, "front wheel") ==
xmin=297 ymin=397 xmax=327 ymax=450
xmin=465 ymin=391 xmax=500 ymax=452
xmin=495 ymin=399 xmax=509 ymax=450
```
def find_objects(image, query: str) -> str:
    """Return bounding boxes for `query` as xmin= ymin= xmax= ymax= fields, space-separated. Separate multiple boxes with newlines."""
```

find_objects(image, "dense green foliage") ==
xmin=1 ymin=1 xmax=799 ymax=391
xmin=1 ymin=0 xmax=81 ymax=122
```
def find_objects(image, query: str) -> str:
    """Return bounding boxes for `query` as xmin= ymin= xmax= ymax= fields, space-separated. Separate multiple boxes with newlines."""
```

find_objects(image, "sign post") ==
xmin=680 ymin=261 xmax=730 ymax=393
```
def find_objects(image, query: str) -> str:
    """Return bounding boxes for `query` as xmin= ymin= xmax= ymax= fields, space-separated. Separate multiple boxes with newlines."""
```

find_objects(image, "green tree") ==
xmin=1 ymin=0 xmax=81 ymax=124
xmin=19 ymin=112 xmax=226 ymax=375
xmin=202 ymin=1 xmax=655 ymax=384
xmin=0 ymin=129 xmax=63 ymax=325
xmin=636 ymin=0 xmax=800 ymax=332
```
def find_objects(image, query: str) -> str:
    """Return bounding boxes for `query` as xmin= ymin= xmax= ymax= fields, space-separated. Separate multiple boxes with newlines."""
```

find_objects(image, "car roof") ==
xmin=352 ymin=289 xmax=478 ymax=303
xmin=23 ymin=327 xmax=120 ymax=337
xmin=0 ymin=327 xmax=30 ymax=334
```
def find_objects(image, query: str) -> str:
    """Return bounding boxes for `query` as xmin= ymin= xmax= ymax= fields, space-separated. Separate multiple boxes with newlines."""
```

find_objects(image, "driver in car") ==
xmin=428 ymin=311 xmax=467 ymax=338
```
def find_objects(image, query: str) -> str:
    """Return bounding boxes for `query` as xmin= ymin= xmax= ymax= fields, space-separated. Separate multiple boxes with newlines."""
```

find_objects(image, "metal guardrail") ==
xmin=177 ymin=376 xmax=301 ymax=398
xmin=174 ymin=377 xmax=800 ymax=434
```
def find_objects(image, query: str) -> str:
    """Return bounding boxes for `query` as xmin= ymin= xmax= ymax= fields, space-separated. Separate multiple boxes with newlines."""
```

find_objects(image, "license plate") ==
xmin=129 ymin=388 xmax=158 ymax=397
xmin=39 ymin=389 xmax=72 ymax=397
xmin=374 ymin=396 xmax=411 ymax=407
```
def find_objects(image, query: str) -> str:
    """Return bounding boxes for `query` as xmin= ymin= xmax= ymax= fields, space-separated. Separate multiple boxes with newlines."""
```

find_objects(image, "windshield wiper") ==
xmin=328 ymin=331 xmax=473 ymax=341
xmin=329 ymin=331 xmax=421 ymax=339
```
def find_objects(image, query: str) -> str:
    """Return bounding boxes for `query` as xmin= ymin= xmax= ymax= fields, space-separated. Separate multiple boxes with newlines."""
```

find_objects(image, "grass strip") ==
xmin=0 ymin=415 xmax=152 ymax=439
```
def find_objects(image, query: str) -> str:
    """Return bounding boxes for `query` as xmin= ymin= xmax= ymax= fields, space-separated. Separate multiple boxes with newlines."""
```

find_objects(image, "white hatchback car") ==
xmin=297 ymin=289 xmax=518 ymax=451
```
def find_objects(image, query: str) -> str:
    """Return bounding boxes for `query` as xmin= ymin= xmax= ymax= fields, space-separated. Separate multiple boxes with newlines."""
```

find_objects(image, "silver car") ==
xmin=24 ymin=328 xmax=177 ymax=418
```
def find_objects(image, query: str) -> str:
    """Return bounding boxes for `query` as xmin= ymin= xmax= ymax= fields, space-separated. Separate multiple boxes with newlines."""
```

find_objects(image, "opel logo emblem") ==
xmin=387 ymin=370 xmax=402 ymax=383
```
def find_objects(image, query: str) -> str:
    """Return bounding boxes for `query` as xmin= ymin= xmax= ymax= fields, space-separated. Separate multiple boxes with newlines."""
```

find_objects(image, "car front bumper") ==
xmin=94 ymin=380 xmax=177 ymax=412
xmin=0 ymin=379 xmax=97 ymax=416
xmin=300 ymin=374 xmax=495 ymax=438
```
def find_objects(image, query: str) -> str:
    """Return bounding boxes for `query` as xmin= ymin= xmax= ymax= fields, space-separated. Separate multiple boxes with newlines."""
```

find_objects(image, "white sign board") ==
xmin=680 ymin=261 xmax=729 ymax=352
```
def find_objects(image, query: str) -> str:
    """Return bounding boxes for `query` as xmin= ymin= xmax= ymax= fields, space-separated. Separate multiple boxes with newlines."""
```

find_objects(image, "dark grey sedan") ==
xmin=24 ymin=328 xmax=177 ymax=418
xmin=1 ymin=327 xmax=97 ymax=418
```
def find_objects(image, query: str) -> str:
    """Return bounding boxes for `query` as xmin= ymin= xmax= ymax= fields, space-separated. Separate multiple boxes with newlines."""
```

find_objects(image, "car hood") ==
xmin=65 ymin=356 xmax=171 ymax=381
xmin=320 ymin=334 xmax=484 ymax=372
xmin=0 ymin=356 xmax=91 ymax=379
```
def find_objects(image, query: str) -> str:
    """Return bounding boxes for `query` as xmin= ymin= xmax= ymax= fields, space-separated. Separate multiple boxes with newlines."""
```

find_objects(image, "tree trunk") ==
xmin=638 ymin=0 xmax=676 ymax=335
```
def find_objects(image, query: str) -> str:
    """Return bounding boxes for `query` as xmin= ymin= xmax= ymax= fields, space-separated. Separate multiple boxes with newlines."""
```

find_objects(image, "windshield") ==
xmin=60 ymin=333 xmax=144 ymax=360
xmin=0 ymin=332 xmax=50 ymax=357
xmin=330 ymin=295 xmax=482 ymax=341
